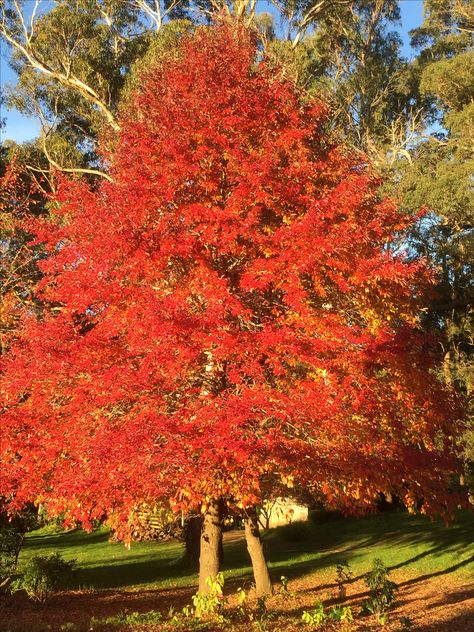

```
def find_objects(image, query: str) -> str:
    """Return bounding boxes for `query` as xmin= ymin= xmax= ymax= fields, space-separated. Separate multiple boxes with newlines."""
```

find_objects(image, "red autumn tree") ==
xmin=1 ymin=26 xmax=465 ymax=596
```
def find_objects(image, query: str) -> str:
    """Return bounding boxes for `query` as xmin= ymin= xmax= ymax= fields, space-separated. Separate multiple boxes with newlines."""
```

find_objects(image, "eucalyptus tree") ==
xmin=0 ymin=1 xmax=188 ymax=178
xmin=397 ymin=0 xmax=473 ymax=487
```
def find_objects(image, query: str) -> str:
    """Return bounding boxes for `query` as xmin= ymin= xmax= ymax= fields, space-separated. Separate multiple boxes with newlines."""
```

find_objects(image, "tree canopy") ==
xmin=1 ymin=24 xmax=466 ymax=592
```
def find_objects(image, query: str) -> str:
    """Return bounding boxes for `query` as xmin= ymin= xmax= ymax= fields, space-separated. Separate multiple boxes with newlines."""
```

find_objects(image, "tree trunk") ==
xmin=244 ymin=506 xmax=273 ymax=597
xmin=183 ymin=515 xmax=202 ymax=569
xmin=198 ymin=498 xmax=223 ymax=594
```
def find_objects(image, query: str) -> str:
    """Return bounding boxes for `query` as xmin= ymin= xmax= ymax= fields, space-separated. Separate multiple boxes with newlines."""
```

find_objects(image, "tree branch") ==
xmin=0 ymin=1 xmax=120 ymax=131
xmin=41 ymin=133 xmax=113 ymax=182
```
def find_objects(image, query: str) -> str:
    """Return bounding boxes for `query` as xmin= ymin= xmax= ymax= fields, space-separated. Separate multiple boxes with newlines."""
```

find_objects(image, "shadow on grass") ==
xmin=258 ymin=510 xmax=473 ymax=586
xmin=24 ymin=528 xmax=112 ymax=553
xmin=73 ymin=557 xmax=198 ymax=590
xmin=397 ymin=553 xmax=474 ymax=586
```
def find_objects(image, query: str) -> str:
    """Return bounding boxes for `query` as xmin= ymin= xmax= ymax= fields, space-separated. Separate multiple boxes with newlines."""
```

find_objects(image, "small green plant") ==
xmin=255 ymin=595 xmax=267 ymax=617
xmin=279 ymin=575 xmax=295 ymax=600
xmin=179 ymin=573 xmax=227 ymax=622
xmin=254 ymin=595 xmax=275 ymax=631
xmin=301 ymin=600 xmax=327 ymax=627
xmin=59 ymin=624 xmax=77 ymax=631
xmin=11 ymin=552 xmax=75 ymax=604
xmin=329 ymin=605 xmax=353 ymax=623
xmin=335 ymin=561 xmax=353 ymax=598
xmin=362 ymin=558 xmax=397 ymax=625
xmin=236 ymin=586 xmax=250 ymax=620
xmin=378 ymin=613 xmax=389 ymax=626
xmin=90 ymin=609 xmax=163 ymax=628
xmin=398 ymin=616 xmax=413 ymax=630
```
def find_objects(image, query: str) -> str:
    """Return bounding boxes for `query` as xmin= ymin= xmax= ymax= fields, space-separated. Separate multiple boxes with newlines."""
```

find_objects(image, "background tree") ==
xmin=266 ymin=0 xmax=423 ymax=167
xmin=0 ymin=0 xmax=188 ymax=179
xmin=397 ymin=0 xmax=473 ymax=489
xmin=1 ymin=25 xmax=465 ymax=598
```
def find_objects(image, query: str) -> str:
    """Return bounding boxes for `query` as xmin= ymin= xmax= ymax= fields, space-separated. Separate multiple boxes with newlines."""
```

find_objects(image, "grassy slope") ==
xmin=18 ymin=510 xmax=474 ymax=593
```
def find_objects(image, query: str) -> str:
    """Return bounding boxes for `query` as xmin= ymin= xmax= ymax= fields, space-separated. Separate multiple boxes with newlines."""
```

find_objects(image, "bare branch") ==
xmin=41 ymin=132 xmax=113 ymax=182
xmin=291 ymin=0 xmax=352 ymax=48
xmin=28 ymin=0 xmax=40 ymax=41
xmin=132 ymin=0 xmax=163 ymax=32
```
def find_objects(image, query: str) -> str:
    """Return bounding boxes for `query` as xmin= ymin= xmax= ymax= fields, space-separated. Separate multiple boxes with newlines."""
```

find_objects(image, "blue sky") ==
xmin=0 ymin=0 xmax=424 ymax=144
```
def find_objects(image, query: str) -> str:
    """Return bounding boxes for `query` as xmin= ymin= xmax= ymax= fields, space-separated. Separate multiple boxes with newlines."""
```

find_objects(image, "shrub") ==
xmin=301 ymin=600 xmax=327 ymax=627
xmin=362 ymin=558 xmax=397 ymax=624
xmin=0 ymin=505 xmax=40 ymax=590
xmin=11 ymin=552 xmax=76 ymax=603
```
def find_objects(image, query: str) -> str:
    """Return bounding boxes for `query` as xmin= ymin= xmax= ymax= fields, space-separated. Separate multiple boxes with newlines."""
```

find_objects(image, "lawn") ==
xmin=1 ymin=509 xmax=473 ymax=632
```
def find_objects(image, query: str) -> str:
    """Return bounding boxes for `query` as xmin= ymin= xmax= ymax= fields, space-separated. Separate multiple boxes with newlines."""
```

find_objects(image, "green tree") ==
xmin=0 ymin=1 xmax=189 ymax=178
xmin=399 ymin=0 xmax=473 ymax=488
xmin=266 ymin=0 xmax=423 ymax=166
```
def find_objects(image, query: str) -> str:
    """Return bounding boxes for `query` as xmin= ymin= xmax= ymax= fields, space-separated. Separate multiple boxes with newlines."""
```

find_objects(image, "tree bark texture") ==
xmin=184 ymin=515 xmax=202 ymax=568
xmin=198 ymin=498 xmax=223 ymax=594
xmin=245 ymin=506 xmax=273 ymax=597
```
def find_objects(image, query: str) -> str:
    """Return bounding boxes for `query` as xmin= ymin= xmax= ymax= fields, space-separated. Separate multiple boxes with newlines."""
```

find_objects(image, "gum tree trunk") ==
xmin=244 ymin=506 xmax=273 ymax=597
xmin=198 ymin=498 xmax=223 ymax=594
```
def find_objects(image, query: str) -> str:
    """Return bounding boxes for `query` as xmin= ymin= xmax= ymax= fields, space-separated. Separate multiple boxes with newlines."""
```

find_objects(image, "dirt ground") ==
xmin=1 ymin=569 xmax=473 ymax=632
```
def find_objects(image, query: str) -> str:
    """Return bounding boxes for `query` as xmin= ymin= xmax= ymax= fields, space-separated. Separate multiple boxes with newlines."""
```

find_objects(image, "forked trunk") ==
xmin=198 ymin=498 xmax=223 ymax=594
xmin=244 ymin=506 xmax=273 ymax=597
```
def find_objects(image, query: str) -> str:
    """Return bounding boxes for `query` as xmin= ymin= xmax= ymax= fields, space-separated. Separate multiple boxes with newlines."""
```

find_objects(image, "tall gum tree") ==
xmin=0 ymin=25 xmax=467 ymax=596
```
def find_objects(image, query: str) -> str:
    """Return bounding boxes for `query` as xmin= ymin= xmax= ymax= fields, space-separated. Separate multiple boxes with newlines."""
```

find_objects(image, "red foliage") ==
xmin=0 ymin=27 xmax=465 ymax=539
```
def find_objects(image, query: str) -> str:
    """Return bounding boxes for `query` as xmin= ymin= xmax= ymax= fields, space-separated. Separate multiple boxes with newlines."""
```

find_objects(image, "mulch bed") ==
xmin=1 ymin=569 xmax=473 ymax=631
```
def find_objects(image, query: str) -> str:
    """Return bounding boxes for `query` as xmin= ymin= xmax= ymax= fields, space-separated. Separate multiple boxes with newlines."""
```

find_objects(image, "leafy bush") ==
xmin=362 ymin=558 xmax=397 ymax=624
xmin=0 ymin=505 xmax=40 ymax=589
xmin=180 ymin=573 xmax=227 ymax=622
xmin=301 ymin=600 xmax=327 ymax=627
xmin=11 ymin=553 xmax=76 ymax=603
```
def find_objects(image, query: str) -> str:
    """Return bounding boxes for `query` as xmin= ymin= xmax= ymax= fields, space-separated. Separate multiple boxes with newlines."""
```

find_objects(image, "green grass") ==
xmin=17 ymin=509 xmax=474 ymax=593
xmin=263 ymin=510 xmax=474 ymax=583
xmin=19 ymin=525 xmax=191 ymax=591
